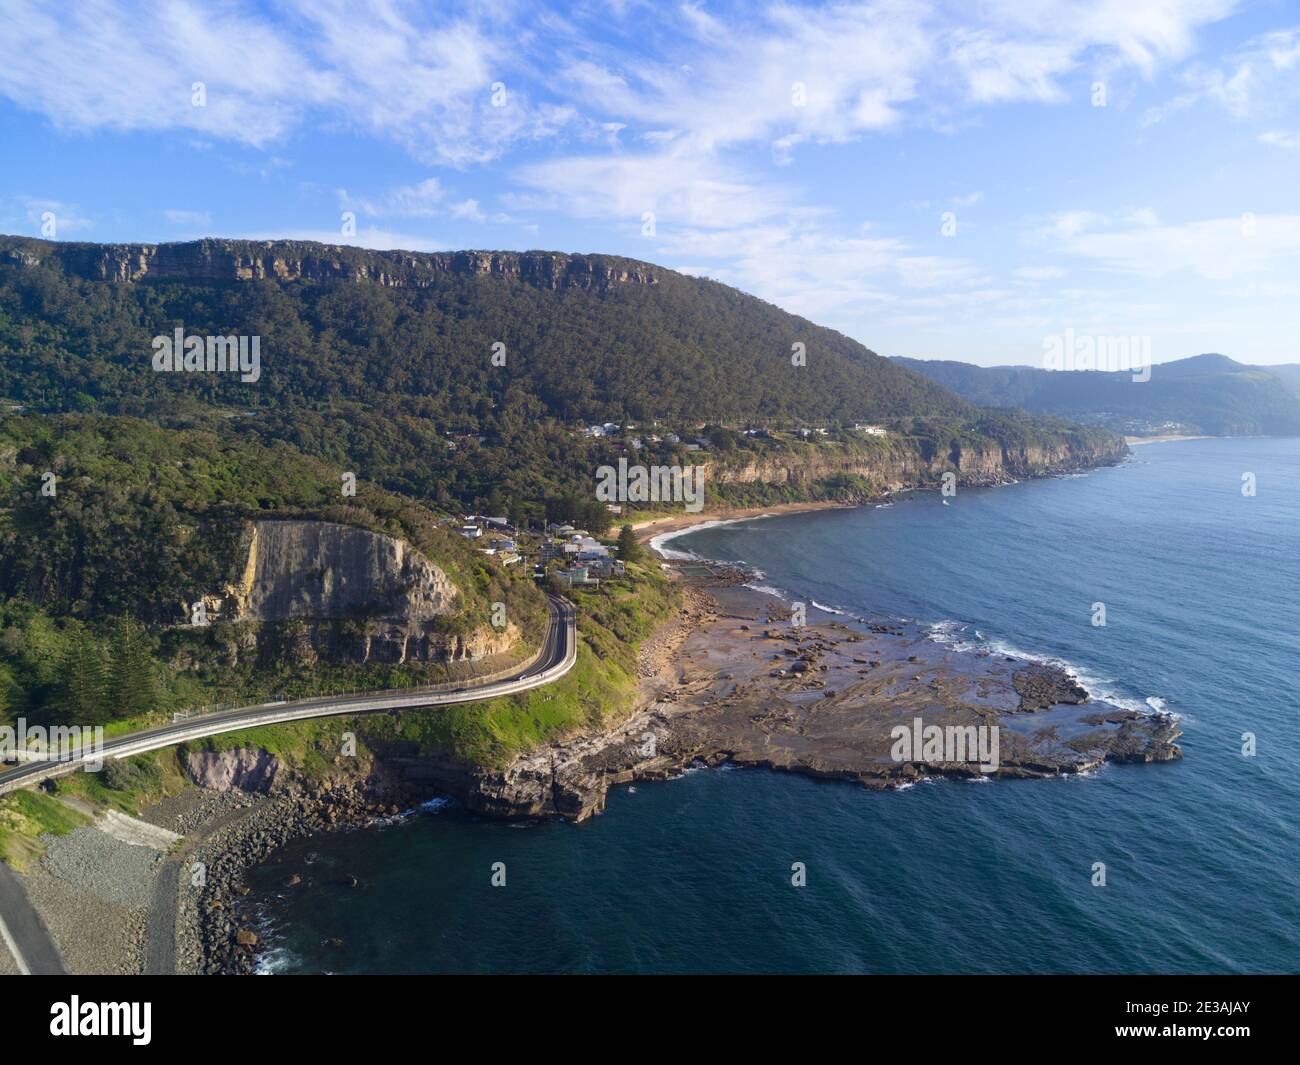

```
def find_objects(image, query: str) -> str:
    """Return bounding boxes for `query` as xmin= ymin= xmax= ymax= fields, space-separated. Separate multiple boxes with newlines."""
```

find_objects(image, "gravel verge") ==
xmin=41 ymin=827 xmax=164 ymax=909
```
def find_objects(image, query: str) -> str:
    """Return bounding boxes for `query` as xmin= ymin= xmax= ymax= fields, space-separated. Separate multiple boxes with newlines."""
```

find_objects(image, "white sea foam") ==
xmin=255 ymin=945 xmax=298 ymax=975
xmin=810 ymin=599 xmax=853 ymax=617
xmin=744 ymin=582 xmax=791 ymax=601
xmin=646 ymin=514 xmax=776 ymax=559
xmin=926 ymin=620 xmax=1171 ymax=717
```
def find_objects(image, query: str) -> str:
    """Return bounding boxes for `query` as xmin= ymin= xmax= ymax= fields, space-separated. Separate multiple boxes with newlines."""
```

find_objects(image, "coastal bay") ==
xmin=224 ymin=436 xmax=1300 ymax=974
xmin=15 ymin=437 xmax=1299 ymax=975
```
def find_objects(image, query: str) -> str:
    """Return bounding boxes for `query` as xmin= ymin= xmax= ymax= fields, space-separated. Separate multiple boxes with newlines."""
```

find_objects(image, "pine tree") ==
xmin=52 ymin=630 xmax=109 ymax=724
xmin=106 ymin=617 xmax=159 ymax=720
xmin=616 ymin=524 xmax=642 ymax=563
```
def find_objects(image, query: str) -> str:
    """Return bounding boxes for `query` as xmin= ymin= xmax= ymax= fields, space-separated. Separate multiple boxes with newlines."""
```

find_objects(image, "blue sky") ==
xmin=1 ymin=0 xmax=1298 ymax=366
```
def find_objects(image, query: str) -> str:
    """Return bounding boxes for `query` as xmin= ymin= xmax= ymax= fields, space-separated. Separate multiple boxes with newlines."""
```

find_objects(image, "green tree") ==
xmin=616 ymin=524 xmax=642 ymax=563
xmin=106 ymin=617 xmax=159 ymax=720
xmin=50 ymin=629 xmax=109 ymax=725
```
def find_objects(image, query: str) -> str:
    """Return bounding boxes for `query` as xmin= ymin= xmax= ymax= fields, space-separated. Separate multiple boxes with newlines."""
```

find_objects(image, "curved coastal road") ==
xmin=0 ymin=595 xmax=575 ymax=797
xmin=0 ymin=595 xmax=577 ymax=974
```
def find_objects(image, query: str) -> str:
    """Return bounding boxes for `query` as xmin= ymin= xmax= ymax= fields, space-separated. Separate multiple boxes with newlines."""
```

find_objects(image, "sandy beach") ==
xmin=631 ymin=500 xmax=851 ymax=545
xmin=1125 ymin=434 xmax=1214 ymax=445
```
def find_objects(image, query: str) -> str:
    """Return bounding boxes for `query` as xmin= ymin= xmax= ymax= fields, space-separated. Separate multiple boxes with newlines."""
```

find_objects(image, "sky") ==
xmin=0 ymin=0 xmax=1298 ymax=367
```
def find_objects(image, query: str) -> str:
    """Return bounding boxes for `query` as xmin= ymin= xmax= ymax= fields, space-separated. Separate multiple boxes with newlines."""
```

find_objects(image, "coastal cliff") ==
xmin=1 ymin=237 xmax=661 ymax=291
xmin=707 ymin=434 xmax=1128 ymax=496
xmin=200 ymin=520 xmax=514 ymax=665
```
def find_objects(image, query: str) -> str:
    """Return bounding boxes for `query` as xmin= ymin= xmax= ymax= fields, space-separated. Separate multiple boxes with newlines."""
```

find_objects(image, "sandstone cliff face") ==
xmin=4 ymin=238 xmax=660 ymax=292
xmin=201 ymin=520 xmax=513 ymax=665
xmin=707 ymin=436 xmax=1127 ymax=495
xmin=233 ymin=520 xmax=458 ymax=623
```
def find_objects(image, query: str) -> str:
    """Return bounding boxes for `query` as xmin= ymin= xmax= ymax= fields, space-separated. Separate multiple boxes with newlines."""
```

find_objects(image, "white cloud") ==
xmin=1039 ymin=210 xmax=1300 ymax=280
xmin=340 ymin=179 xmax=444 ymax=218
xmin=1259 ymin=129 xmax=1300 ymax=151
xmin=163 ymin=209 xmax=213 ymax=228
xmin=0 ymin=0 xmax=558 ymax=165
xmin=1143 ymin=25 xmax=1300 ymax=125
xmin=517 ymin=148 xmax=790 ymax=231
xmin=0 ymin=0 xmax=328 ymax=146
xmin=450 ymin=199 xmax=488 ymax=223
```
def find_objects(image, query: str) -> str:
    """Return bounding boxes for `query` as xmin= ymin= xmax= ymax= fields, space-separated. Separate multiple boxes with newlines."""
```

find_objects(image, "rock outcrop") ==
xmin=198 ymin=520 xmax=513 ymax=665
xmin=3 ymin=237 xmax=661 ymax=292
xmin=184 ymin=749 xmax=282 ymax=793
xmin=706 ymin=435 xmax=1127 ymax=496
xmin=225 ymin=520 xmax=457 ymax=624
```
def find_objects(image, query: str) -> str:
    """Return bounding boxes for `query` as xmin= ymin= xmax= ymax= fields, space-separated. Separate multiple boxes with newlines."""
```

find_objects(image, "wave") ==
xmin=926 ymin=620 xmax=1170 ymax=716
xmin=744 ymin=581 xmax=791 ymax=601
xmin=654 ymin=509 xmax=1168 ymax=719
xmin=647 ymin=514 xmax=776 ymax=559
xmin=255 ymin=944 xmax=298 ymax=975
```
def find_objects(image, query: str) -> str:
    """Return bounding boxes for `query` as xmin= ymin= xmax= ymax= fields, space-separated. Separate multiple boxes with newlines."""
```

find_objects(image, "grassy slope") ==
xmin=0 ymin=749 xmax=189 ymax=869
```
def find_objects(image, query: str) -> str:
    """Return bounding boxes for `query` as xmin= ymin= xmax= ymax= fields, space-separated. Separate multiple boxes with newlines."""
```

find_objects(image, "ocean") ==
xmin=247 ymin=437 xmax=1300 ymax=974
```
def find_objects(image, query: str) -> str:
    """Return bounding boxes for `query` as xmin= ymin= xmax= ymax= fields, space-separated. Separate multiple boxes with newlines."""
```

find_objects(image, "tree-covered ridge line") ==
xmin=1 ymin=235 xmax=665 ymax=291
xmin=0 ymin=235 xmax=1125 ymax=524
xmin=0 ymin=234 xmax=968 ymax=426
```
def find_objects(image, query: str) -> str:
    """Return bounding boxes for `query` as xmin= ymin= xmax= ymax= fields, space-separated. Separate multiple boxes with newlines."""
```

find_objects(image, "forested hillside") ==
xmin=0 ymin=414 xmax=545 ymax=725
xmin=0 ymin=237 xmax=1128 ymax=767
xmin=0 ymin=236 xmax=965 ymax=425
xmin=0 ymin=236 xmax=1122 ymax=521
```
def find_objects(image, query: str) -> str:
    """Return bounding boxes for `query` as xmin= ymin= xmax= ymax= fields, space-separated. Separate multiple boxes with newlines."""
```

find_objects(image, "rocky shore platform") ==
xmin=432 ymin=568 xmax=1181 ymax=820
xmin=169 ymin=560 xmax=1180 ymax=973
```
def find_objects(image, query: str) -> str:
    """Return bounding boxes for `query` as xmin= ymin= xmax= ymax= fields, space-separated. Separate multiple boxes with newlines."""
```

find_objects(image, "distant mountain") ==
xmin=1264 ymin=363 xmax=1300 ymax=399
xmin=892 ymin=353 xmax=1300 ymax=436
